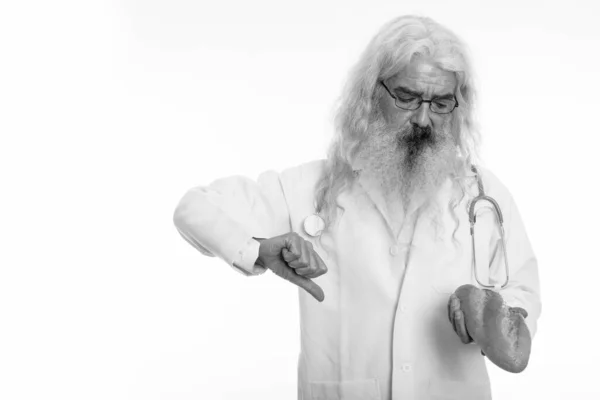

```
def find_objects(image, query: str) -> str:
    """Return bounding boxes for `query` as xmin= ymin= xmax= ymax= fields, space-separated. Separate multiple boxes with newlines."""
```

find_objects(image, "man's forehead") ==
xmin=388 ymin=58 xmax=457 ymax=93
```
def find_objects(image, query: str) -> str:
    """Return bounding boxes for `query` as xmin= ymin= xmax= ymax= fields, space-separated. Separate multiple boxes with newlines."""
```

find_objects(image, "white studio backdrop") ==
xmin=1 ymin=0 xmax=599 ymax=399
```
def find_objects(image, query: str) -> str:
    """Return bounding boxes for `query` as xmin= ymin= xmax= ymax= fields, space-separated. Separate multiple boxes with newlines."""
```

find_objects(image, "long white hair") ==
xmin=314 ymin=15 xmax=481 ymax=240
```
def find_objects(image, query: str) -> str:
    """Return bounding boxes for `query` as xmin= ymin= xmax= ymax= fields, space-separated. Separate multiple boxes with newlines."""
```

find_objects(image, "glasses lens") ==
xmin=430 ymin=99 xmax=457 ymax=114
xmin=395 ymin=98 xmax=421 ymax=110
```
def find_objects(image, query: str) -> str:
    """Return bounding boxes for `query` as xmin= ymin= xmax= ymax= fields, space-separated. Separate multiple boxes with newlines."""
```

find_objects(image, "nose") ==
xmin=410 ymin=102 xmax=433 ymax=128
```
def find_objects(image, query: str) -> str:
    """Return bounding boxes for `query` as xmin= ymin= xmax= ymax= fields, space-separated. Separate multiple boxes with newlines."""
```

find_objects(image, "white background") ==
xmin=1 ymin=0 xmax=599 ymax=399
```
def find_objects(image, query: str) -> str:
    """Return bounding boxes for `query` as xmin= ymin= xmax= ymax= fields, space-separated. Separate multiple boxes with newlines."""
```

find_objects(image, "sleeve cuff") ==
xmin=232 ymin=238 xmax=266 ymax=276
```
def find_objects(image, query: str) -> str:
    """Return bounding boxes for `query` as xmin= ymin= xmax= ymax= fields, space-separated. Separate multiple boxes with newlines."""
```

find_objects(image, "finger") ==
xmin=283 ymin=241 xmax=323 ymax=277
xmin=448 ymin=297 xmax=455 ymax=329
xmin=297 ymin=251 xmax=325 ymax=279
xmin=297 ymin=239 xmax=314 ymax=269
xmin=285 ymin=233 xmax=307 ymax=259
xmin=287 ymin=237 xmax=328 ymax=278
xmin=281 ymin=248 xmax=300 ymax=263
xmin=285 ymin=239 xmax=311 ymax=268
xmin=449 ymin=294 xmax=460 ymax=327
xmin=286 ymin=273 xmax=325 ymax=302
xmin=453 ymin=310 xmax=468 ymax=343
xmin=451 ymin=297 xmax=461 ymax=328
xmin=287 ymin=258 xmax=310 ymax=269
xmin=307 ymin=250 xmax=328 ymax=278
xmin=451 ymin=296 xmax=460 ymax=313
xmin=454 ymin=310 xmax=472 ymax=344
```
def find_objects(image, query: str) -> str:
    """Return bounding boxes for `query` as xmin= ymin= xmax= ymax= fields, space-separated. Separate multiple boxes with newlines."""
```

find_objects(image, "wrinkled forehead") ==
xmin=386 ymin=57 xmax=457 ymax=96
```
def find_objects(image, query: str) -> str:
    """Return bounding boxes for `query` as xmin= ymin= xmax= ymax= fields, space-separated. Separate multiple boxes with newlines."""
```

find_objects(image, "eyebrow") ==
xmin=393 ymin=85 xmax=455 ymax=100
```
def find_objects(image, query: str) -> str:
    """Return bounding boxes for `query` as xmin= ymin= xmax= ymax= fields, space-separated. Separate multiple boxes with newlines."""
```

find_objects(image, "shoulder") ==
xmin=247 ymin=159 xmax=326 ymax=199
xmin=278 ymin=159 xmax=327 ymax=187
xmin=269 ymin=159 xmax=327 ymax=211
xmin=202 ymin=160 xmax=325 ymax=197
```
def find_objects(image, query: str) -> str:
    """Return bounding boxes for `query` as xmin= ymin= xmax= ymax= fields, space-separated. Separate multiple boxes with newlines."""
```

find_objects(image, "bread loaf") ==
xmin=454 ymin=284 xmax=531 ymax=373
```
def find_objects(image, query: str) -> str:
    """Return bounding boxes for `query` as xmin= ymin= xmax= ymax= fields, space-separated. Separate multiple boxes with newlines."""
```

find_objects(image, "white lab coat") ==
xmin=173 ymin=159 xmax=541 ymax=400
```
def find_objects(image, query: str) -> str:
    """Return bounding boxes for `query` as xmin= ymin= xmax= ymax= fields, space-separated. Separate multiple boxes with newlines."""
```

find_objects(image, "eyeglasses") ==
xmin=380 ymin=81 xmax=459 ymax=114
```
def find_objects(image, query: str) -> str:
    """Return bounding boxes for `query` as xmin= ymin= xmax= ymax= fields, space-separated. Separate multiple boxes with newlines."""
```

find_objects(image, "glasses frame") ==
xmin=380 ymin=80 xmax=459 ymax=115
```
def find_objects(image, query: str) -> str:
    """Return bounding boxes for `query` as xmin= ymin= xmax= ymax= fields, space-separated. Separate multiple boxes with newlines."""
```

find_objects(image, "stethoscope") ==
xmin=468 ymin=165 xmax=509 ymax=291
xmin=302 ymin=165 xmax=510 ymax=291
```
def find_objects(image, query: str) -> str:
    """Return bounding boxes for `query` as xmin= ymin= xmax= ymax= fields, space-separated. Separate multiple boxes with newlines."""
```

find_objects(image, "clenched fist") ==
xmin=254 ymin=232 xmax=328 ymax=302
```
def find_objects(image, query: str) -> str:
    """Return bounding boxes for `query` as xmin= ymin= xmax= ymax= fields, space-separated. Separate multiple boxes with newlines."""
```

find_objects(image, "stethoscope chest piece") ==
xmin=303 ymin=214 xmax=325 ymax=237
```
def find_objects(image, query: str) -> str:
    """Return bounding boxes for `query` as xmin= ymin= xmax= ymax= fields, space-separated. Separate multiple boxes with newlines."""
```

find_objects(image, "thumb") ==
xmin=287 ymin=273 xmax=325 ymax=302
xmin=510 ymin=307 xmax=529 ymax=319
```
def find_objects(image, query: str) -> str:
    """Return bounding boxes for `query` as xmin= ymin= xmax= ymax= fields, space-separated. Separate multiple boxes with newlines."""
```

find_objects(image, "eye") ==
xmin=397 ymin=95 xmax=418 ymax=103
xmin=432 ymin=99 xmax=455 ymax=111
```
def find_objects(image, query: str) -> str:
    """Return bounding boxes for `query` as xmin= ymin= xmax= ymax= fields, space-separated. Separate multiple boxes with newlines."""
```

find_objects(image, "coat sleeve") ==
xmin=489 ymin=194 xmax=542 ymax=339
xmin=173 ymin=169 xmax=292 ymax=276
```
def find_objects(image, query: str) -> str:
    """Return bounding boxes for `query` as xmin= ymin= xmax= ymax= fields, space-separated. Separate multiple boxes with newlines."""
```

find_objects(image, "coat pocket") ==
xmin=309 ymin=378 xmax=381 ymax=400
xmin=428 ymin=379 xmax=491 ymax=400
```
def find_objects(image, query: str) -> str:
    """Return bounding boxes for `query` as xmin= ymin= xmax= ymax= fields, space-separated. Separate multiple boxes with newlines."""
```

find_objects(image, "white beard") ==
xmin=357 ymin=117 xmax=462 ymax=227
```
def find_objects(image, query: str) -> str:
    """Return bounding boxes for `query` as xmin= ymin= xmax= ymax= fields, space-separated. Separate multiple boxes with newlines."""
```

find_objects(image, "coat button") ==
xmin=402 ymin=364 xmax=412 ymax=372
xmin=389 ymin=245 xmax=399 ymax=256
xmin=400 ymin=305 xmax=408 ymax=313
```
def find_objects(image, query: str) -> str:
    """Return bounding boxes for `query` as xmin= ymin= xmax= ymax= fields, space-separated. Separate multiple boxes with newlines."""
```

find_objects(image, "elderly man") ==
xmin=173 ymin=15 xmax=541 ymax=400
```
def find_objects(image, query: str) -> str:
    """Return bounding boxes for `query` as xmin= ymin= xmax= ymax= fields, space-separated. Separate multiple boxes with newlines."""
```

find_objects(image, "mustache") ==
xmin=398 ymin=124 xmax=436 ymax=149
xmin=396 ymin=124 xmax=438 ymax=170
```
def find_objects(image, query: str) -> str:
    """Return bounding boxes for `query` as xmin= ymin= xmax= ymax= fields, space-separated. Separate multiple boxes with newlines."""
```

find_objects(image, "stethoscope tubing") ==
xmin=469 ymin=191 xmax=511 ymax=291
